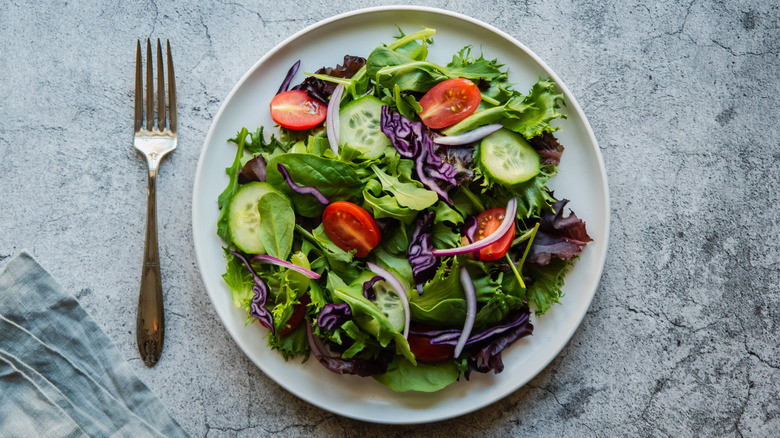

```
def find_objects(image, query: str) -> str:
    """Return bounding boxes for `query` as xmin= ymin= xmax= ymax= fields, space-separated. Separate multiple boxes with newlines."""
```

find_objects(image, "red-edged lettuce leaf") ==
xmin=291 ymin=55 xmax=366 ymax=103
xmin=528 ymin=132 xmax=565 ymax=166
xmin=528 ymin=197 xmax=592 ymax=265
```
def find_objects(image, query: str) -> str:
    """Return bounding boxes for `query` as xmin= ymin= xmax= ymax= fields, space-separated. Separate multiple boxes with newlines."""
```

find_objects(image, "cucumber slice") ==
xmin=371 ymin=279 xmax=406 ymax=333
xmin=339 ymin=95 xmax=391 ymax=159
xmin=479 ymin=128 xmax=540 ymax=185
xmin=227 ymin=182 xmax=277 ymax=254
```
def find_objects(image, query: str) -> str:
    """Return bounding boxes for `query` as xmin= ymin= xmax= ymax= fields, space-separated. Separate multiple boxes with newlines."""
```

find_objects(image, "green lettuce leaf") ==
xmin=373 ymin=357 xmax=459 ymax=392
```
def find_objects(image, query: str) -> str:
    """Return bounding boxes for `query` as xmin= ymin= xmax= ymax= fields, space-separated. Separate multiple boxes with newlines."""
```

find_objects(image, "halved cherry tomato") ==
xmin=475 ymin=208 xmax=516 ymax=261
xmin=322 ymin=201 xmax=381 ymax=257
xmin=270 ymin=90 xmax=326 ymax=130
xmin=259 ymin=294 xmax=310 ymax=336
xmin=408 ymin=328 xmax=456 ymax=363
xmin=417 ymin=78 xmax=481 ymax=129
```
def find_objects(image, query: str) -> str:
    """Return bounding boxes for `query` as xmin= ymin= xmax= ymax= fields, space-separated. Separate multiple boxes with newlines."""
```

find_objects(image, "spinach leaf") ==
xmin=267 ymin=153 xmax=364 ymax=217
xmin=445 ymin=46 xmax=505 ymax=82
xmin=409 ymin=298 xmax=466 ymax=327
xmin=257 ymin=191 xmax=294 ymax=260
xmin=373 ymin=357 xmax=459 ymax=392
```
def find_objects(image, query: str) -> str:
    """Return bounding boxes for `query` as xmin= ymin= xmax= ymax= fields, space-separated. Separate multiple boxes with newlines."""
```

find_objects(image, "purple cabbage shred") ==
xmin=231 ymin=251 xmax=274 ymax=333
xmin=379 ymin=107 xmax=458 ymax=203
xmin=316 ymin=303 xmax=352 ymax=331
xmin=408 ymin=211 xmax=438 ymax=295
xmin=407 ymin=306 xmax=534 ymax=376
xmin=362 ymin=275 xmax=383 ymax=301
xmin=277 ymin=163 xmax=329 ymax=204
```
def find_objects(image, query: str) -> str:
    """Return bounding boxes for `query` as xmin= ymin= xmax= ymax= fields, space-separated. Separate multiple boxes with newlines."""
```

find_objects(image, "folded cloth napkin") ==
xmin=0 ymin=251 xmax=189 ymax=438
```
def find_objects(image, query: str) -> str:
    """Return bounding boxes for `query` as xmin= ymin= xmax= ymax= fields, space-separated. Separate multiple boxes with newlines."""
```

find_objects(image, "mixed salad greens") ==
xmin=217 ymin=28 xmax=592 ymax=392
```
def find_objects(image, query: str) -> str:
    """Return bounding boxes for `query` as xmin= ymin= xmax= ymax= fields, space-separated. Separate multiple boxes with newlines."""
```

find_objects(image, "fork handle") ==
xmin=136 ymin=160 xmax=165 ymax=367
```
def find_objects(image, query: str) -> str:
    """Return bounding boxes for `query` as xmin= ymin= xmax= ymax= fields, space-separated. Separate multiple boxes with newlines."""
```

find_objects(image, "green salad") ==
xmin=216 ymin=28 xmax=592 ymax=392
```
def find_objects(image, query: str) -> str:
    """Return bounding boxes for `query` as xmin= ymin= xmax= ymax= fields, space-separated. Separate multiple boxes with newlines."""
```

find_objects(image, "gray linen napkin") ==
xmin=0 ymin=251 xmax=189 ymax=438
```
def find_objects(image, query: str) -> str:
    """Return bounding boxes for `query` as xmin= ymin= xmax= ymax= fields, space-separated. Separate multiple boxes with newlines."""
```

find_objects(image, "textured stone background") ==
xmin=1 ymin=0 xmax=778 ymax=436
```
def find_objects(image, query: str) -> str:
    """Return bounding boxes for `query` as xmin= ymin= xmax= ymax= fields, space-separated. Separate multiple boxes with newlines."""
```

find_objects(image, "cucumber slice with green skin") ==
xmin=339 ymin=95 xmax=391 ymax=159
xmin=479 ymin=128 xmax=541 ymax=185
xmin=371 ymin=279 xmax=406 ymax=333
xmin=227 ymin=182 xmax=277 ymax=254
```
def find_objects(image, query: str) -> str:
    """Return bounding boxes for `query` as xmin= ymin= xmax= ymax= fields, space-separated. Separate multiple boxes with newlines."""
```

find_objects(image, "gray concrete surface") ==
xmin=1 ymin=0 xmax=778 ymax=436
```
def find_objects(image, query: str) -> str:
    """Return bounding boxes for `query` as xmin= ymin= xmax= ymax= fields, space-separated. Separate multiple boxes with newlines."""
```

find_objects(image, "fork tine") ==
xmin=166 ymin=40 xmax=177 ymax=133
xmin=145 ymin=39 xmax=154 ymax=130
xmin=134 ymin=40 xmax=143 ymax=132
xmin=156 ymin=39 xmax=166 ymax=131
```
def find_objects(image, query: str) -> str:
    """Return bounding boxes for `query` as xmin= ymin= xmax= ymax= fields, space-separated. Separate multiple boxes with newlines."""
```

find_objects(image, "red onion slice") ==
xmin=432 ymin=197 xmax=518 ymax=257
xmin=250 ymin=254 xmax=321 ymax=279
xmin=326 ymin=83 xmax=344 ymax=156
xmin=454 ymin=266 xmax=477 ymax=358
xmin=366 ymin=262 xmax=411 ymax=339
xmin=432 ymin=123 xmax=503 ymax=146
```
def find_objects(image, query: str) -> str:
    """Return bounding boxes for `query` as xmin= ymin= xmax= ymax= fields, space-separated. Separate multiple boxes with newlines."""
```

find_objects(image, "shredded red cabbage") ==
xmin=277 ymin=163 xmax=329 ymax=204
xmin=380 ymin=105 xmax=418 ymax=158
xmin=316 ymin=303 xmax=352 ymax=331
xmin=231 ymin=251 xmax=274 ymax=333
xmin=414 ymin=307 xmax=532 ymax=347
xmin=407 ymin=211 xmax=438 ymax=295
xmin=466 ymin=316 xmax=534 ymax=376
xmin=380 ymin=107 xmax=458 ymax=203
xmin=276 ymin=60 xmax=301 ymax=95
xmin=461 ymin=215 xmax=477 ymax=243
xmin=291 ymin=55 xmax=366 ymax=104
xmin=362 ymin=275 xmax=382 ymax=300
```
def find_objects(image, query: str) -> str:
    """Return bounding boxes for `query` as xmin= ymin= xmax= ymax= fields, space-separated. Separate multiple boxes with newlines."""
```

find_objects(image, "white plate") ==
xmin=193 ymin=6 xmax=609 ymax=424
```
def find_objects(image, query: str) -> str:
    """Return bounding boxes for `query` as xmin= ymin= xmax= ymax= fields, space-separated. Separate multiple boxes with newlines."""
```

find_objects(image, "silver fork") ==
xmin=134 ymin=38 xmax=177 ymax=367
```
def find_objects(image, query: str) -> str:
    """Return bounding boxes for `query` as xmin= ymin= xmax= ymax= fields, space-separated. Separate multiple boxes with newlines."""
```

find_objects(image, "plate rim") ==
xmin=192 ymin=5 xmax=610 ymax=424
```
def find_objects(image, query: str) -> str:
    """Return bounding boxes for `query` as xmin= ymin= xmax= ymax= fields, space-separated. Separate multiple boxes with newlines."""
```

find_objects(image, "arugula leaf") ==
xmin=371 ymin=165 xmax=438 ymax=211
xmin=392 ymin=84 xmax=422 ymax=120
xmin=244 ymin=126 xmax=291 ymax=155
xmin=446 ymin=46 xmax=505 ymax=82
xmin=257 ymin=192 xmax=295 ymax=260
xmin=362 ymin=179 xmax=418 ymax=224
xmin=309 ymin=224 xmax=361 ymax=284
xmin=217 ymin=128 xmax=248 ymax=242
